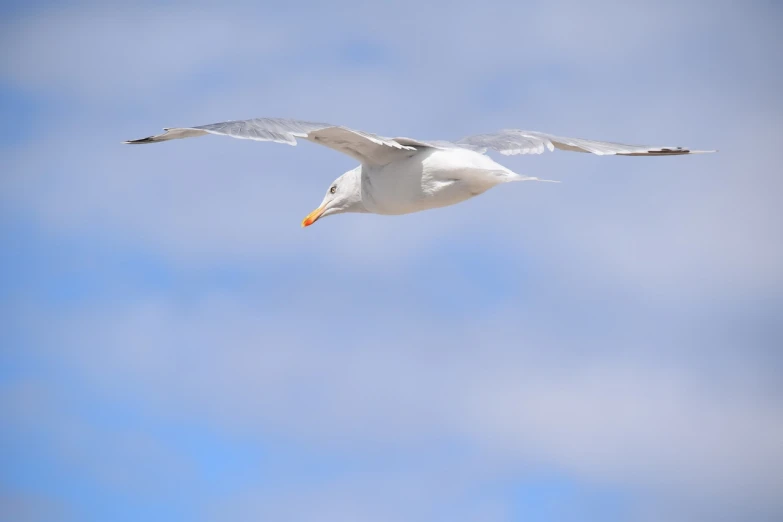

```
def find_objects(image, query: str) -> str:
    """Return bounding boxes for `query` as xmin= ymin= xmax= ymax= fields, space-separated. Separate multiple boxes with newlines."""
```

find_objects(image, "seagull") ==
xmin=125 ymin=117 xmax=714 ymax=227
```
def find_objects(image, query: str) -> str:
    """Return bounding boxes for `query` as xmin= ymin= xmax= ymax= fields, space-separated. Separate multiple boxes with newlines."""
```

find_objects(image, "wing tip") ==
xmin=123 ymin=136 xmax=158 ymax=144
xmin=124 ymin=128 xmax=171 ymax=144
xmin=619 ymin=147 xmax=718 ymax=156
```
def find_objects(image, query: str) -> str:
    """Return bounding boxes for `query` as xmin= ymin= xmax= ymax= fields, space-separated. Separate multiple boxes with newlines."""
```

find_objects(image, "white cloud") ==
xmin=0 ymin=0 xmax=751 ymax=103
xmin=3 ymin=2 xmax=782 ymax=521
xmin=0 ymin=6 xmax=293 ymax=98
xmin=13 ymin=289 xmax=780 ymax=519
xmin=3 ymin=0 xmax=780 ymax=301
xmin=1 ymin=379 xmax=195 ymax=500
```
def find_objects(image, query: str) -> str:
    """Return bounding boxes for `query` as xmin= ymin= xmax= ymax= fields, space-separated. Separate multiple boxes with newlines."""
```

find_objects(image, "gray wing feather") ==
xmin=456 ymin=129 xmax=716 ymax=156
xmin=124 ymin=117 xmax=417 ymax=166
xmin=392 ymin=137 xmax=458 ymax=150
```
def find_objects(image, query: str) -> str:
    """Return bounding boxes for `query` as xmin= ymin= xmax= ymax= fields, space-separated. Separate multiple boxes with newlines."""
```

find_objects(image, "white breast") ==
xmin=360 ymin=148 xmax=513 ymax=215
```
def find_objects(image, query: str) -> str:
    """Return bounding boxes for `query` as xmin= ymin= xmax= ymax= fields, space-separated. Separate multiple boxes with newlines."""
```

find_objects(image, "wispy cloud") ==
xmin=2 ymin=1 xmax=781 ymax=521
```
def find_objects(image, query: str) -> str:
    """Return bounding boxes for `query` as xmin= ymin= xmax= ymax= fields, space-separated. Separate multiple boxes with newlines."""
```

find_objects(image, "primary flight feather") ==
xmin=125 ymin=117 xmax=714 ymax=226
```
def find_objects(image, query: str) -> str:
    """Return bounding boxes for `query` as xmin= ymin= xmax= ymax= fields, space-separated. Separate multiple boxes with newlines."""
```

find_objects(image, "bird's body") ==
xmin=125 ymin=117 xmax=714 ymax=226
xmin=361 ymin=147 xmax=520 ymax=215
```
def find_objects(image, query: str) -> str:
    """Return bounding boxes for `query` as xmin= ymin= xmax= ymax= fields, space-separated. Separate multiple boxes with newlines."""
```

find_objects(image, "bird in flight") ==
xmin=125 ymin=118 xmax=714 ymax=227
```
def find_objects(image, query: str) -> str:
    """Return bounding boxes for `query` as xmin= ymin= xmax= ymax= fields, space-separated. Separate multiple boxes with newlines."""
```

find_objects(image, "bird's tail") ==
xmin=511 ymin=173 xmax=560 ymax=183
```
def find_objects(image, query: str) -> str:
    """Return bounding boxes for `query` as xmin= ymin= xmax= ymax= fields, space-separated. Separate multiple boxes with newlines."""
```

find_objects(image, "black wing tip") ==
xmin=648 ymin=148 xmax=691 ymax=155
xmin=651 ymin=148 xmax=717 ymax=155
xmin=123 ymin=136 xmax=157 ymax=144
xmin=124 ymin=128 xmax=172 ymax=144
xmin=621 ymin=147 xmax=717 ymax=156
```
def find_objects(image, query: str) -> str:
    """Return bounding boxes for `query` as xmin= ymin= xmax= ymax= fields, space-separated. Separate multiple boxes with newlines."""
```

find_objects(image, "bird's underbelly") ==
xmin=364 ymin=172 xmax=479 ymax=215
xmin=361 ymin=150 xmax=500 ymax=215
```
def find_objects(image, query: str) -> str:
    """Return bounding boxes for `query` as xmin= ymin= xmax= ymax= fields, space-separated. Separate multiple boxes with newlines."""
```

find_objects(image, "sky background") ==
xmin=1 ymin=1 xmax=782 ymax=521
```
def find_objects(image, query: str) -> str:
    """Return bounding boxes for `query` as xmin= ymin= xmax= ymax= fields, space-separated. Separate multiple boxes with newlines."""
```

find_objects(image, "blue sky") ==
xmin=1 ymin=1 xmax=782 ymax=521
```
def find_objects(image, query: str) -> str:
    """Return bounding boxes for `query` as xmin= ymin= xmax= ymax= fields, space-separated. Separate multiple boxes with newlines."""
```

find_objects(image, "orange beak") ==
xmin=301 ymin=206 xmax=325 ymax=227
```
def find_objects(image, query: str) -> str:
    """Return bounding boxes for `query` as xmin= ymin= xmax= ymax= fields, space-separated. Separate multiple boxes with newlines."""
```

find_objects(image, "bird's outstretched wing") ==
xmin=455 ymin=129 xmax=716 ymax=156
xmin=124 ymin=117 xmax=417 ymax=166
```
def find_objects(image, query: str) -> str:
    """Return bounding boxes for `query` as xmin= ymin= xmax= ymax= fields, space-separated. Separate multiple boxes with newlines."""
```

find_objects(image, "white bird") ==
xmin=125 ymin=117 xmax=714 ymax=227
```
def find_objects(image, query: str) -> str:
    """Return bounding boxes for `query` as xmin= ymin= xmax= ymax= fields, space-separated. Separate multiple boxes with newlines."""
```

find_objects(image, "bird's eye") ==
xmin=329 ymin=185 xmax=337 ymax=194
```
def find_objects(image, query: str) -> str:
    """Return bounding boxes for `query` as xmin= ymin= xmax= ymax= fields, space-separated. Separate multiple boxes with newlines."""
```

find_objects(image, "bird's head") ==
xmin=301 ymin=167 xmax=365 ymax=227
